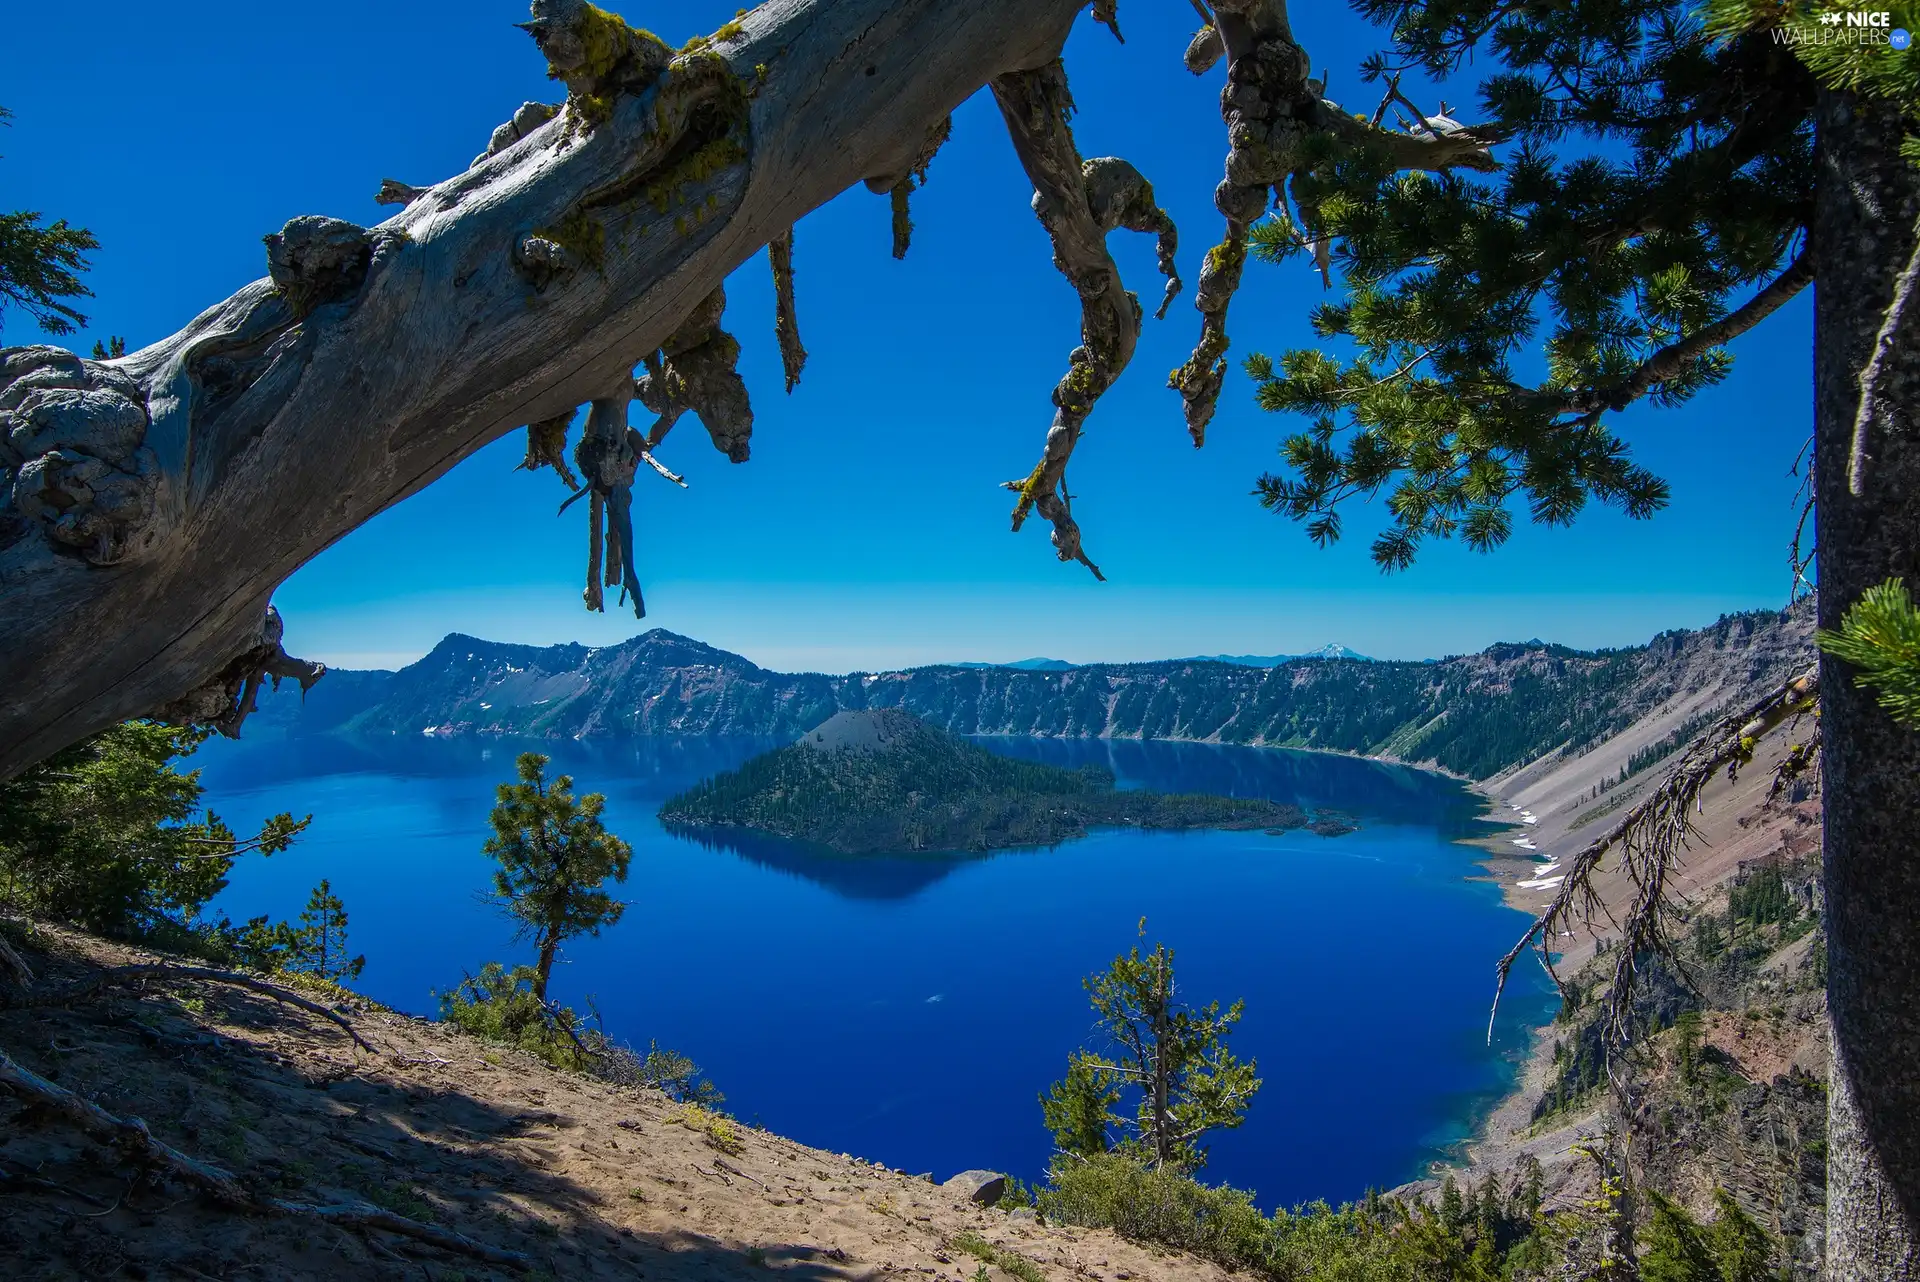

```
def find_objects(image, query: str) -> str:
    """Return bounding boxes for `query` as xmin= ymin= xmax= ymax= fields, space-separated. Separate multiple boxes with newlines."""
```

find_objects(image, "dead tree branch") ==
xmin=768 ymin=228 xmax=807 ymax=392
xmin=1488 ymin=667 xmax=1819 ymax=1049
xmin=13 ymin=964 xmax=379 ymax=1054
xmin=991 ymin=59 xmax=1180 ymax=580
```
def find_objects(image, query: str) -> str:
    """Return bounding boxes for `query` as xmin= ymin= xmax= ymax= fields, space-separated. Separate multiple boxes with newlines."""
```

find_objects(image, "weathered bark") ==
xmin=0 ymin=0 xmax=1083 ymax=780
xmin=1815 ymin=89 xmax=1920 ymax=1280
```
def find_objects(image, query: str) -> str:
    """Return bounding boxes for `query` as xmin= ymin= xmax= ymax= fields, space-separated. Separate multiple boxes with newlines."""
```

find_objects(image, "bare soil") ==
xmin=0 ymin=925 xmax=1231 ymax=1282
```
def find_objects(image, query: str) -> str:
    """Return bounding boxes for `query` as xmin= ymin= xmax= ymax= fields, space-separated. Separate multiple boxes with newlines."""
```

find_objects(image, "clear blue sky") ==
xmin=3 ymin=1 xmax=1813 ymax=672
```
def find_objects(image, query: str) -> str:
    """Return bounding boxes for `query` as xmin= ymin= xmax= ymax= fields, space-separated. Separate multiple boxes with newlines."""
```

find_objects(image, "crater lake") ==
xmin=193 ymin=732 xmax=1558 ymax=1210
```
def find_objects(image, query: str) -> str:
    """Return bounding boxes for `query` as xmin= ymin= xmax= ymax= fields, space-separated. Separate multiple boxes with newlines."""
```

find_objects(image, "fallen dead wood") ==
xmin=12 ymin=964 xmax=378 ymax=1053
xmin=0 ymin=1049 xmax=532 ymax=1269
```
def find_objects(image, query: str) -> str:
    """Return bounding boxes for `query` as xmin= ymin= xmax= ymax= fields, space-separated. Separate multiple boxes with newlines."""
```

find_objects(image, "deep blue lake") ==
xmin=192 ymin=732 xmax=1556 ymax=1211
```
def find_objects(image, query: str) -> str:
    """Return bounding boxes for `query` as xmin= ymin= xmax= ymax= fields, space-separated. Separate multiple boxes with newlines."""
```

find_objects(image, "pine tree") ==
xmin=290 ymin=879 xmax=364 ymax=983
xmin=483 ymin=752 xmax=631 ymax=1000
xmin=1673 ymin=1010 xmax=1704 ymax=1088
xmin=1045 ymin=928 xmax=1261 ymax=1173
xmin=1703 ymin=1188 xmax=1776 ymax=1282
xmin=1236 ymin=3 xmax=1918 ymax=1268
xmin=1641 ymin=1192 xmax=1719 ymax=1282
xmin=0 ymin=721 xmax=307 ymax=940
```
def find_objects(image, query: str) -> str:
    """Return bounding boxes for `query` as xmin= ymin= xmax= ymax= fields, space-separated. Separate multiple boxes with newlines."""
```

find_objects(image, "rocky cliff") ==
xmin=255 ymin=606 xmax=1814 ymax=783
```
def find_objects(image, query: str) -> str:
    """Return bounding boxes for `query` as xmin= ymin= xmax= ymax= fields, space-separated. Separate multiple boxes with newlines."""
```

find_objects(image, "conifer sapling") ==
xmin=483 ymin=752 xmax=632 ymax=999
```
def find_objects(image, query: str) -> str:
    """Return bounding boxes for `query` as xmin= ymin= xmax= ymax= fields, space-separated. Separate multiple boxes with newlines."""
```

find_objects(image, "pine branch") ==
xmin=1819 ymin=579 xmax=1920 ymax=729
xmin=1547 ymin=249 xmax=1814 ymax=417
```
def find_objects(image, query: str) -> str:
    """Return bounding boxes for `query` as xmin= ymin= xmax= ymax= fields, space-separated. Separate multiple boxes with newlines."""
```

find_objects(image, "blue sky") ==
xmin=4 ymin=1 xmax=1813 ymax=672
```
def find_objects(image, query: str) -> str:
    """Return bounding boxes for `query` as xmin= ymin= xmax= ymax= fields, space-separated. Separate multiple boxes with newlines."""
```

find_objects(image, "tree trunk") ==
xmin=534 ymin=932 xmax=559 ymax=1002
xmin=1815 ymin=88 xmax=1920 ymax=1280
xmin=0 ymin=0 xmax=1081 ymax=779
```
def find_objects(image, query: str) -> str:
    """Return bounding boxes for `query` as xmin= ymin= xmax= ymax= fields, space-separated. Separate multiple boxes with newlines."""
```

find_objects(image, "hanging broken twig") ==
xmin=1487 ymin=668 xmax=1819 ymax=1051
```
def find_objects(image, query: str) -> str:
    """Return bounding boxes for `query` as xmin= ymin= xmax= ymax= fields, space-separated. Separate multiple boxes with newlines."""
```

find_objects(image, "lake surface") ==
xmin=193 ymin=732 xmax=1557 ymax=1211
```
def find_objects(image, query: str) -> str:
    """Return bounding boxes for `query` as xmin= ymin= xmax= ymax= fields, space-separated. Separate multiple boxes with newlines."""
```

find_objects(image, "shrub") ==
xmin=1038 ymin=1153 xmax=1278 ymax=1272
xmin=438 ymin=962 xmax=596 ymax=1072
xmin=438 ymin=962 xmax=724 ymax=1106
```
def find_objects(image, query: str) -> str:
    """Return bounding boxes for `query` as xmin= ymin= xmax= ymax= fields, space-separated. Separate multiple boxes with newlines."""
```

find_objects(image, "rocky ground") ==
xmin=0 ymin=924 xmax=1231 ymax=1282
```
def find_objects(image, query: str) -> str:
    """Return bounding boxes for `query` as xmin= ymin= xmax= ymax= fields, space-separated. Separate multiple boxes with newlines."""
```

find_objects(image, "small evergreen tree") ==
xmin=1043 ymin=927 xmax=1261 ymax=1173
xmin=1703 ymin=1188 xmax=1776 ymax=1282
xmin=1673 ymin=1010 xmax=1704 ymax=1088
xmin=288 ymin=879 xmax=364 ymax=982
xmin=1641 ymin=1192 xmax=1719 ymax=1282
xmin=483 ymin=752 xmax=631 ymax=999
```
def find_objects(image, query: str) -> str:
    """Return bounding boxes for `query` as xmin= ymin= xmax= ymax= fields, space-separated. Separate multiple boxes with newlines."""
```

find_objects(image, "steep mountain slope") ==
xmin=253 ymin=607 xmax=1812 ymax=784
xmin=0 ymin=923 xmax=1237 ymax=1282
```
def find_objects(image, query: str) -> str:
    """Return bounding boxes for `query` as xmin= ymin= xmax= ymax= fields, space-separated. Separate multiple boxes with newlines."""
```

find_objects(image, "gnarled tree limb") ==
xmin=0 ymin=0 xmax=1085 ymax=779
xmin=991 ymin=60 xmax=1179 ymax=580
xmin=12 ymin=962 xmax=379 ymax=1053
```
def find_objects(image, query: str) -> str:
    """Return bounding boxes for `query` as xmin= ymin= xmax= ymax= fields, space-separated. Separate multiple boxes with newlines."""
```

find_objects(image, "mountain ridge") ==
xmin=252 ymin=607 xmax=1813 ymax=784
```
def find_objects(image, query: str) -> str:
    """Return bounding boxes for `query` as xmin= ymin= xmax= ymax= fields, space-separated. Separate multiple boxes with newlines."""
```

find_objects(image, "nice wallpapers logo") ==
xmin=1795 ymin=6 xmax=1914 ymax=46
xmin=1774 ymin=7 xmax=1912 ymax=45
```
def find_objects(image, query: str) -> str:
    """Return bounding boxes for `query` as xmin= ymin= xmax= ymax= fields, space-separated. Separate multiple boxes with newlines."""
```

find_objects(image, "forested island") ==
xmin=658 ymin=710 xmax=1322 ymax=854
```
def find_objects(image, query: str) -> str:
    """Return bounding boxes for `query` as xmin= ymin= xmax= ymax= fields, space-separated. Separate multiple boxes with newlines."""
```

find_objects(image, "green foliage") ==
xmin=0 ymin=721 xmax=308 ymax=943
xmin=1728 ymin=864 xmax=1796 ymax=932
xmin=439 ymin=961 xmax=598 ymax=1072
xmin=0 ymin=107 xmax=99 ymax=337
xmin=1038 ymin=1154 xmax=1282 ymax=1271
xmin=1703 ymin=1187 xmax=1776 ymax=1282
xmin=439 ymin=961 xmax=723 ymax=1106
xmin=1248 ymin=0 xmax=1815 ymax=568
xmin=1818 ymin=578 xmax=1920 ymax=729
xmin=1046 ymin=935 xmax=1259 ymax=1173
xmin=1641 ymin=1190 xmax=1781 ymax=1282
xmin=660 ymin=717 xmax=1303 ymax=853
xmin=636 ymin=1039 xmax=725 ymax=1107
xmin=948 ymin=1232 xmax=1047 ymax=1282
xmin=484 ymin=752 xmax=631 ymax=998
xmin=1037 ymin=1152 xmax=1559 ymax=1281
xmin=677 ymin=1101 xmax=743 ymax=1154
xmin=1673 ymin=1009 xmax=1704 ymax=1087
xmin=1042 ymin=1052 xmax=1124 ymax=1162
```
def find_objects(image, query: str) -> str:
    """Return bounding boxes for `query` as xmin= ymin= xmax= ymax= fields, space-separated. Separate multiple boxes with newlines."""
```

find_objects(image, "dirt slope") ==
xmin=0 ymin=925 xmax=1230 ymax=1282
